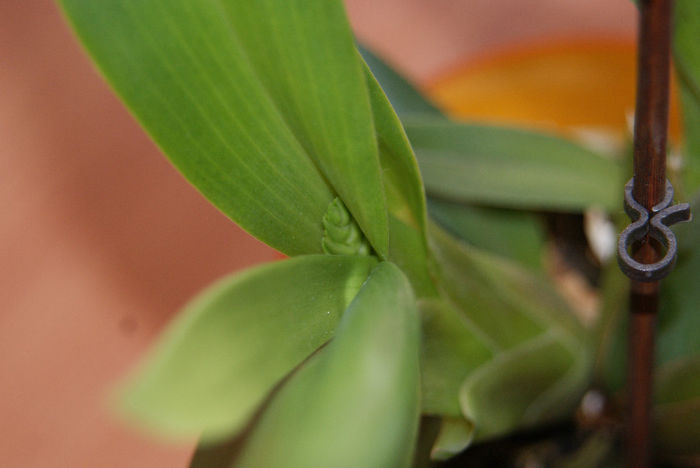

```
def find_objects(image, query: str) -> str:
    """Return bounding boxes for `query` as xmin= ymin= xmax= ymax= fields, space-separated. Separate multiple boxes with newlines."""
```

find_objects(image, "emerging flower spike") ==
xmin=322 ymin=198 xmax=372 ymax=256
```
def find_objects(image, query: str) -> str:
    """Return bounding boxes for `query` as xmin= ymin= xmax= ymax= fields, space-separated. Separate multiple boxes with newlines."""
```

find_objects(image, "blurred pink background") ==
xmin=0 ymin=1 xmax=634 ymax=466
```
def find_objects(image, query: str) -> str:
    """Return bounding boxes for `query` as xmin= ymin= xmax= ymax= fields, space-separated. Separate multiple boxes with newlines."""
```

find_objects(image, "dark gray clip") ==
xmin=617 ymin=178 xmax=691 ymax=282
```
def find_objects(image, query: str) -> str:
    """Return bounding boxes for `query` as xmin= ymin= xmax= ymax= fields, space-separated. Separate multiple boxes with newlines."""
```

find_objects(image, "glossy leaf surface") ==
xmin=407 ymin=119 xmax=622 ymax=211
xmin=119 ymin=255 xmax=377 ymax=441
xmin=234 ymin=262 xmax=421 ymax=468
xmin=59 ymin=0 xmax=388 ymax=256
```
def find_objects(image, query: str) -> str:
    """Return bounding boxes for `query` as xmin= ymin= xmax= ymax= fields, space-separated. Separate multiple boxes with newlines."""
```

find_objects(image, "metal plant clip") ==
xmin=617 ymin=178 xmax=691 ymax=282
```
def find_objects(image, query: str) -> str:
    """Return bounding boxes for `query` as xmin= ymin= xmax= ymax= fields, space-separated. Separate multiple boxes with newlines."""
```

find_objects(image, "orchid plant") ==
xmin=59 ymin=0 xmax=700 ymax=466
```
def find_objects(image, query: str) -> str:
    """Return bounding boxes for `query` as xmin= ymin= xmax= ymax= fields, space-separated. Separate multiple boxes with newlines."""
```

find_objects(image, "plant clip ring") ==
xmin=617 ymin=178 xmax=691 ymax=282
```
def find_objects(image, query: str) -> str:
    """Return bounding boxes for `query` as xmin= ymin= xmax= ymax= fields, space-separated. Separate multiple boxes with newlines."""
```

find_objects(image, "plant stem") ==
xmin=626 ymin=0 xmax=673 ymax=466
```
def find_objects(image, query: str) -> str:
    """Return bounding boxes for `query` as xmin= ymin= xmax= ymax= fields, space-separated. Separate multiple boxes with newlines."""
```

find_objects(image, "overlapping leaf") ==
xmin=359 ymin=46 xmax=443 ymax=118
xmin=59 ymin=0 xmax=389 ymax=256
xmin=363 ymin=64 xmax=434 ymax=296
xmin=360 ymin=45 xmax=621 ymax=212
xmin=234 ymin=262 xmax=421 ymax=468
xmin=219 ymin=1 xmax=388 ymax=256
xmin=118 ymin=255 xmax=376 ymax=441
xmin=427 ymin=224 xmax=590 ymax=443
xmin=419 ymin=299 xmax=493 ymax=417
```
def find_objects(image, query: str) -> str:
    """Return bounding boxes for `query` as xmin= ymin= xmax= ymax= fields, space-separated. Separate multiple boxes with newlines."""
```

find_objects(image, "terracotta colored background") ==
xmin=0 ymin=1 xmax=634 ymax=466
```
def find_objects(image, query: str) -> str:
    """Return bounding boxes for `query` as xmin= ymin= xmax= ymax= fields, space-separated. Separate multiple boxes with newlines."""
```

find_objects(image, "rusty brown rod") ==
xmin=626 ymin=0 xmax=674 ymax=466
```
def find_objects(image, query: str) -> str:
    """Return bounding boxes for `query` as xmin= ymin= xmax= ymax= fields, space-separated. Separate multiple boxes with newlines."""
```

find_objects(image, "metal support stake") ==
xmin=617 ymin=1 xmax=690 ymax=466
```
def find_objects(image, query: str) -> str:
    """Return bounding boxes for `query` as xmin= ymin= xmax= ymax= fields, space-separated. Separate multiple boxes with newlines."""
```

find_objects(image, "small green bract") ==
xmin=322 ymin=198 xmax=372 ymax=256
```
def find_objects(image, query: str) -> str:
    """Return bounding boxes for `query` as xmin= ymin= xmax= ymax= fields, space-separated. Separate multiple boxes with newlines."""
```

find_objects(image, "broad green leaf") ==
xmin=674 ymin=0 xmax=700 ymax=194
xmin=428 ymin=224 xmax=590 ymax=441
xmin=654 ymin=356 xmax=700 ymax=458
xmin=234 ymin=262 xmax=421 ymax=468
xmin=119 ymin=255 xmax=377 ymax=442
xmin=419 ymin=299 xmax=493 ymax=416
xmin=220 ymin=0 xmax=389 ymax=257
xmin=359 ymin=46 xmax=443 ymax=118
xmin=430 ymin=417 xmax=474 ymax=461
xmin=406 ymin=119 xmax=622 ymax=211
xmin=428 ymin=199 xmax=545 ymax=270
xmin=59 ymin=0 xmax=388 ymax=256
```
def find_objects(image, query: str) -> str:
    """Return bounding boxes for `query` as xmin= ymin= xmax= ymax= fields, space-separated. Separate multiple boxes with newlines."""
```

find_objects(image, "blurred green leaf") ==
xmin=428 ymin=199 xmax=545 ymax=270
xmin=430 ymin=416 xmax=475 ymax=461
xmin=460 ymin=332 xmax=584 ymax=440
xmin=428 ymin=224 xmax=590 ymax=441
xmin=59 ymin=0 xmax=389 ymax=256
xmin=655 ymin=356 xmax=700 ymax=458
xmin=359 ymin=46 xmax=443 ymax=117
xmin=119 ymin=255 xmax=376 ymax=442
xmin=406 ymin=119 xmax=622 ymax=211
xmin=419 ymin=299 xmax=493 ymax=416
xmin=234 ymin=262 xmax=421 ymax=468
xmin=657 ymin=241 xmax=700 ymax=365
xmin=591 ymin=260 xmax=629 ymax=392
xmin=674 ymin=0 xmax=700 ymax=194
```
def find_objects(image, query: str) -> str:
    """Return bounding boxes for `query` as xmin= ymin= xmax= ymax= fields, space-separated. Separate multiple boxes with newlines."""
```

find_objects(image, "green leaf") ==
xmin=363 ymin=61 xmax=435 ymax=296
xmin=460 ymin=332 xmax=584 ymax=440
xmin=674 ymin=1 xmax=700 ymax=194
xmin=419 ymin=299 xmax=493 ymax=416
xmin=428 ymin=199 xmax=545 ymax=270
xmin=428 ymin=224 xmax=590 ymax=441
xmin=59 ymin=0 xmax=388 ymax=256
xmin=118 ymin=255 xmax=377 ymax=442
xmin=359 ymin=45 xmax=443 ymax=118
xmin=363 ymin=61 xmax=427 ymax=235
xmin=234 ymin=262 xmax=421 ymax=468
xmin=219 ymin=0 xmax=388 ymax=256
xmin=406 ymin=119 xmax=623 ymax=211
